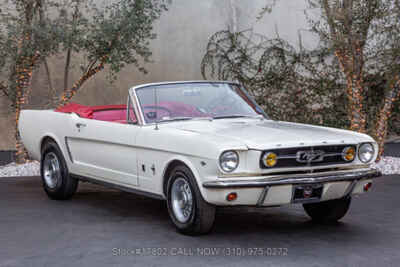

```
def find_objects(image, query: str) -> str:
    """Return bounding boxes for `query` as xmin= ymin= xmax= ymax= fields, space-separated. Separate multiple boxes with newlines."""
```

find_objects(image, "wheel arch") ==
xmin=39 ymin=134 xmax=63 ymax=157
xmin=162 ymin=157 xmax=203 ymax=198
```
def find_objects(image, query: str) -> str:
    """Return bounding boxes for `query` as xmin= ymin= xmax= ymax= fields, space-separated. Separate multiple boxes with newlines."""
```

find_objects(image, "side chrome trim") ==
xmin=72 ymin=174 xmax=165 ymax=200
xmin=203 ymin=168 xmax=381 ymax=189
xmin=64 ymin=137 xmax=74 ymax=163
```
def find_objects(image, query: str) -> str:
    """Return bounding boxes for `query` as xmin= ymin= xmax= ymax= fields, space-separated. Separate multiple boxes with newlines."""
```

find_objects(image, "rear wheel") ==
xmin=166 ymin=165 xmax=216 ymax=235
xmin=41 ymin=141 xmax=78 ymax=200
xmin=303 ymin=197 xmax=351 ymax=223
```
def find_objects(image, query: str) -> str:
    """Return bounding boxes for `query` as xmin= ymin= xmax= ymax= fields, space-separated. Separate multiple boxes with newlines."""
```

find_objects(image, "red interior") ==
xmin=55 ymin=103 xmax=130 ymax=124
xmin=55 ymin=103 xmax=95 ymax=118
xmin=55 ymin=101 xmax=206 ymax=124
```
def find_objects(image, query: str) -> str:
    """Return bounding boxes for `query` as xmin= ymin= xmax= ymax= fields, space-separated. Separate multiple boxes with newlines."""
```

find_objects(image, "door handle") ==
xmin=75 ymin=123 xmax=87 ymax=129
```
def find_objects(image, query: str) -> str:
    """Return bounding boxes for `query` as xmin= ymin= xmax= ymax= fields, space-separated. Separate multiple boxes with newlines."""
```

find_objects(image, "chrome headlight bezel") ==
xmin=358 ymin=143 xmax=375 ymax=163
xmin=219 ymin=150 xmax=239 ymax=173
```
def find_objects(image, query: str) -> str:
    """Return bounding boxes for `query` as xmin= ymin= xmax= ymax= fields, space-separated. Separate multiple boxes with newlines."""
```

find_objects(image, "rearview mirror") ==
xmin=146 ymin=111 xmax=157 ymax=120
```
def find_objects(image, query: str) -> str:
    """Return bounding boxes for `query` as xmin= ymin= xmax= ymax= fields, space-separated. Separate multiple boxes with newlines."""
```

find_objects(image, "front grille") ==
xmin=260 ymin=145 xmax=357 ymax=169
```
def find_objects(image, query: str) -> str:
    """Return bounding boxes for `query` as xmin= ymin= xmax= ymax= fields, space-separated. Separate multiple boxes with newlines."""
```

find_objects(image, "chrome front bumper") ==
xmin=202 ymin=168 xmax=381 ymax=206
xmin=203 ymin=168 xmax=381 ymax=189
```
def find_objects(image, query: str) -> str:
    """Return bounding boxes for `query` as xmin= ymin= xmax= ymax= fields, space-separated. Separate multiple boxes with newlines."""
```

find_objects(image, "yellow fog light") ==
xmin=342 ymin=146 xmax=356 ymax=162
xmin=263 ymin=152 xmax=277 ymax=167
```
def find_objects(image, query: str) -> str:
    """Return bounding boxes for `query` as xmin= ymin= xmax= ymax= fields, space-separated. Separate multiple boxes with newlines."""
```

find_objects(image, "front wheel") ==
xmin=303 ymin=197 xmax=351 ymax=223
xmin=166 ymin=165 xmax=216 ymax=235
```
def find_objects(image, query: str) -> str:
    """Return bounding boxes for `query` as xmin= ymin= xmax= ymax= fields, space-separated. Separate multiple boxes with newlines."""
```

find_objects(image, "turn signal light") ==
xmin=364 ymin=182 xmax=372 ymax=192
xmin=263 ymin=152 xmax=277 ymax=167
xmin=226 ymin=192 xmax=237 ymax=201
xmin=342 ymin=146 xmax=356 ymax=162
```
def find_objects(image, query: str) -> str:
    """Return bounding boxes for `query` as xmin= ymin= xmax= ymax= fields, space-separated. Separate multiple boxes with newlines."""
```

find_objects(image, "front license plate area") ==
xmin=292 ymin=184 xmax=323 ymax=203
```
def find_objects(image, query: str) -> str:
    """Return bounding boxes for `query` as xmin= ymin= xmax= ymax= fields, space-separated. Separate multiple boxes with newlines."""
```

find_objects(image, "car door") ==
xmin=66 ymin=98 xmax=140 ymax=186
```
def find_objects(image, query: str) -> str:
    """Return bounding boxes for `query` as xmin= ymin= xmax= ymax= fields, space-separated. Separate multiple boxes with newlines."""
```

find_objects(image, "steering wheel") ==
xmin=205 ymin=97 xmax=237 ymax=115
xmin=142 ymin=106 xmax=173 ymax=121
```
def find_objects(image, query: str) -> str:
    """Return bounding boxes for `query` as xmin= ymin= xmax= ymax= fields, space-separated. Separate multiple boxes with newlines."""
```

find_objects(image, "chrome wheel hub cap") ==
xmin=171 ymin=177 xmax=193 ymax=223
xmin=43 ymin=152 xmax=61 ymax=189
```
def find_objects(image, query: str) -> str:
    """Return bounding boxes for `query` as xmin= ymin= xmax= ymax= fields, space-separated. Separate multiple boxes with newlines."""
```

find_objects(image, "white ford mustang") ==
xmin=19 ymin=81 xmax=381 ymax=235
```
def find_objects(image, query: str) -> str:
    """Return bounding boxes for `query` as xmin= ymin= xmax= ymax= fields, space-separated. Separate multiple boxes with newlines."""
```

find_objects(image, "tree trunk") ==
xmin=64 ymin=48 xmax=71 ymax=92
xmin=347 ymin=76 xmax=367 ymax=133
xmin=58 ymin=58 xmax=107 ymax=107
xmin=14 ymin=66 xmax=30 ymax=164
xmin=229 ymin=0 xmax=238 ymax=33
xmin=15 ymin=95 xmax=28 ymax=164
xmin=43 ymin=58 xmax=57 ymax=106
xmin=14 ymin=54 xmax=40 ymax=163
xmin=351 ymin=46 xmax=367 ymax=133
xmin=335 ymin=51 xmax=366 ymax=133
xmin=375 ymin=79 xmax=400 ymax=161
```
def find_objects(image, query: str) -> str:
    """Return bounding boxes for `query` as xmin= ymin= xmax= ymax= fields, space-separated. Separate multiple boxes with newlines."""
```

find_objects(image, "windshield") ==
xmin=135 ymin=82 xmax=267 ymax=123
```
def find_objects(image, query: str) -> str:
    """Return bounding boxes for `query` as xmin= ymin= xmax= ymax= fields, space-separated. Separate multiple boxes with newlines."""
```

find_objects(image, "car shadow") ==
xmin=70 ymin=182 xmax=375 ymax=246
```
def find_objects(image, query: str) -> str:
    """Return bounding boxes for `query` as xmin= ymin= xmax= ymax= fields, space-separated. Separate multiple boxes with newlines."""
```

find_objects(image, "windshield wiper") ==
xmin=157 ymin=116 xmax=193 ymax=123
xmin=213 ymin=114 xmax=262 ymax=120
xmin=158 ymin=116 xmax=215 ymax=123
xmin=158 ymin=114 xmax=263 ymax=122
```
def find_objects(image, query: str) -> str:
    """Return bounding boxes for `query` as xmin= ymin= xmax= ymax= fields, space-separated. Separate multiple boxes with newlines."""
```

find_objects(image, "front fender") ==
xmin=161 ymin=154 xmax=218 ymax=201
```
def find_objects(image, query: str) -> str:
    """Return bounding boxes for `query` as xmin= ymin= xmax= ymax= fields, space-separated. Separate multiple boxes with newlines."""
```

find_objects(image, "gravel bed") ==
xmin=371 ymin=157 xmax=400 ymax=175
xmin=0 ymin=161 xmax=40 ymax=177
xmin=0 ymin=157 xmax=399 ymax=177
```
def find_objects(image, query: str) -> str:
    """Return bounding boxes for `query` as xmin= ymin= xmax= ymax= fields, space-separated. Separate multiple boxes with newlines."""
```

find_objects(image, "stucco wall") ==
xmin=0 ymin=0 xmax=309 ymax=150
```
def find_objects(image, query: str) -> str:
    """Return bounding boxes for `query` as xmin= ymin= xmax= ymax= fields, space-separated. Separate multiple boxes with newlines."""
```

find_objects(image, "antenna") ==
xmin=154 ymin=87 xmax=159 ymax=130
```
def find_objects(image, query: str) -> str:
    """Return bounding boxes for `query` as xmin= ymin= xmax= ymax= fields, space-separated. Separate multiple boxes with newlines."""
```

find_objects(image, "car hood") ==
xmin=168 ymin=118 xmax=371 ymax=150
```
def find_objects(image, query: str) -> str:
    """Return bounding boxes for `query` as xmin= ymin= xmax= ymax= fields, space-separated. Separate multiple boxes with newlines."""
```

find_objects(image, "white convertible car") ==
xmin=19 ymin=81 xmax=381 ymax=235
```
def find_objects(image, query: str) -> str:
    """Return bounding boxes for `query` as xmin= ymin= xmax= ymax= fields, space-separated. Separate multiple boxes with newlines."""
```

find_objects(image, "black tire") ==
xmin=166 ymin=165 xmax=216 ymax=235
xmin=40 ymin=140 xmax=78 ymax=200
xmin=303 ymin=197 xmax=351 ymax=223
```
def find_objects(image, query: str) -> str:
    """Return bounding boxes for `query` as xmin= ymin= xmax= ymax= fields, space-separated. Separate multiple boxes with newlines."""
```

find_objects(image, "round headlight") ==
xmin=342 ymin=146 xmax=356 ymax=162
xmin=358 ymin=143 xmax=374 ymax=163
xmin=219 ymin=151 xmax=239 ymax=172
xmin=263 ymin=152 xmax=277 ymax=167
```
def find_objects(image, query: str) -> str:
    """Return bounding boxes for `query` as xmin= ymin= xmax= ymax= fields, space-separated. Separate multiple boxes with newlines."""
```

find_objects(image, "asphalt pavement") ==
xmin=0 ymin=175 xmax=399 ymax=267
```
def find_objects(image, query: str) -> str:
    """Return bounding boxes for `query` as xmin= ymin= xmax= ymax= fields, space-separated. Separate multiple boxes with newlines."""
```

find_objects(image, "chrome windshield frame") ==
xmin=129 ymin=80 xmax=268 ymax=126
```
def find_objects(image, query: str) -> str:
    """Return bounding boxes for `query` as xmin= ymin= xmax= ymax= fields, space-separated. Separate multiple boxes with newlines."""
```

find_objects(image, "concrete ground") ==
xmin=0 ymin=175 xmax=399 ymax=267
